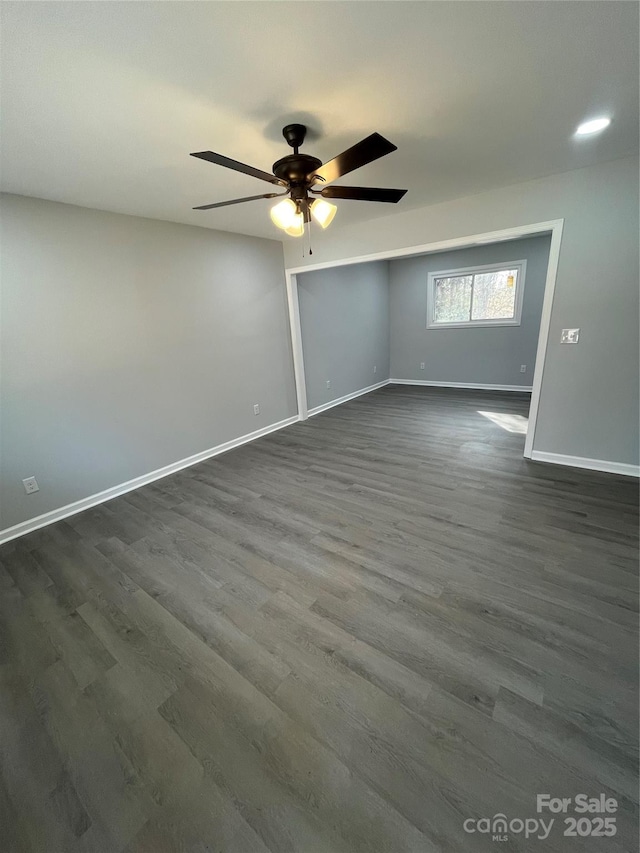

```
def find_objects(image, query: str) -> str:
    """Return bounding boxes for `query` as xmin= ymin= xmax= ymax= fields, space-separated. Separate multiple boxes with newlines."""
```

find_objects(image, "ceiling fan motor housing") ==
xmin=272 ymin=153 xmax=322 ymax=185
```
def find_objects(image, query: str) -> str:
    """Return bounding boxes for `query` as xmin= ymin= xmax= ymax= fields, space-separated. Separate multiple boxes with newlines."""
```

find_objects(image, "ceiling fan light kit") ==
xmin=269 ymin=198 xmax=298 ymax=230
xmin=309 ymin=198 xmax=337 ymax=229
xmin=190 ymin=123 xmax=407 ymax=238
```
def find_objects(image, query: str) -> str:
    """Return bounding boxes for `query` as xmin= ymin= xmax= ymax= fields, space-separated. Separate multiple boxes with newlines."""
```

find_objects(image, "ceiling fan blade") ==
xmin=307 ymin=133 xmax=397 ymax=184
xmin=190 ymin=151 xmax=286 ymax=186
xmin=193 ymin=192 xmax=285 ymax=211
xmin=320 ymin=186 xmax=407 ymax=203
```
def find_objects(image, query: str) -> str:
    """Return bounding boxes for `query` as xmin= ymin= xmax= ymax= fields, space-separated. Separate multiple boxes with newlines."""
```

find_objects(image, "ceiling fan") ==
xmin=190 ymin=124 xmax=407 ymax=236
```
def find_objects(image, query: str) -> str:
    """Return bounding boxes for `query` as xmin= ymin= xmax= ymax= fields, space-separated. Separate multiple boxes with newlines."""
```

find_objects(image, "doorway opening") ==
xmin=285 ymin=219 xmax=563 ymax=460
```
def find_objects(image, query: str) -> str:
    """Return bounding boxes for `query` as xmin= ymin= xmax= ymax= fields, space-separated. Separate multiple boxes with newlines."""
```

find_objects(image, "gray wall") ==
xmin=389 ymin=235 xmax=551 ymax=386
xmin=297 ymin=261 xmax=389 ymax=411
xmin=285 ymin=157 xmax=639 ymax=467
xmin=0 ymin=194 xmax=297 ymax=531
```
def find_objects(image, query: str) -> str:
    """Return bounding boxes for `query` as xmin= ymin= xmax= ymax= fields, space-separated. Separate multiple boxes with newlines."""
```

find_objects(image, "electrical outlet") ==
xmin=373 ymin=365 xmax=377 ymax=374
xmin=326 ymin=380 xmax=331 ymax=389
xmin=22 ymin=476 xmax=39 ymax=495
xmin=420 ymin=362 xmax=425 ymax=370
xmin=253 ymin=403 xmax=260 ymax=415
xmin=520 ymin=365 xmax=527 ymax=373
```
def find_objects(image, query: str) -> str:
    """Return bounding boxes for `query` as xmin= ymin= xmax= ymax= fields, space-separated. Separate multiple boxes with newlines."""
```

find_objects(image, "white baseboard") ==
xmin=389 ymin=379 xmax=533 ymax=392
xmin=530 ymin=451 xmax=640 ymax=478
xmin=307 ymin=380 xmax=391 ymax=418
xmin=0 ymin=415 xmax=300 ymax=546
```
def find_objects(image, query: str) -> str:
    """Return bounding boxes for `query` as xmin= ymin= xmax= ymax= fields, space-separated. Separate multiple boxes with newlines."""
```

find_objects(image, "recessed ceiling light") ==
xmin=575 ymin=117 xmax=611 ymax=136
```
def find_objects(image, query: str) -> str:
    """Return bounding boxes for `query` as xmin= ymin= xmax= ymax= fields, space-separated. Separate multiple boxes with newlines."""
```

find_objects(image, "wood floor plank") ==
xmin=0 ymin=774 xmax=35 ymax=853
xmin=0 ymin=665 xmax=90 ymax=852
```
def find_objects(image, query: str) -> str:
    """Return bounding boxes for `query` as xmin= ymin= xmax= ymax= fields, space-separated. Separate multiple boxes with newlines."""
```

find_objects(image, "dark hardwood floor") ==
xmin=1 ymin=386 xmax=638 ymax=852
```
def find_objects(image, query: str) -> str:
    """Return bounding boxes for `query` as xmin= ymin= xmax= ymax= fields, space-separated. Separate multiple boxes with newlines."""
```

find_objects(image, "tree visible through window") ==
xmin=428 ymin=263 xmax=525 ymax=328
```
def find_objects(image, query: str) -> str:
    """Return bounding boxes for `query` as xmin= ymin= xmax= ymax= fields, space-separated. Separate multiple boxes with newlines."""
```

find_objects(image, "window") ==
xmin=427 ymin=260 xmax=526 ymax=329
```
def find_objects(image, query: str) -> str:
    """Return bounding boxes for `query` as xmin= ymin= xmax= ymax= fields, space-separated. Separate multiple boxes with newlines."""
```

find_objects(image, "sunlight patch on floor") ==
xmin=478 ymin=410 xmax=528 ymax=434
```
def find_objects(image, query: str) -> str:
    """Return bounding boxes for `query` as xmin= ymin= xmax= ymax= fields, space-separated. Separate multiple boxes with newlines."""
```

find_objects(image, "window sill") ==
xmin=427 ymin=319 xmax=522 ymax=330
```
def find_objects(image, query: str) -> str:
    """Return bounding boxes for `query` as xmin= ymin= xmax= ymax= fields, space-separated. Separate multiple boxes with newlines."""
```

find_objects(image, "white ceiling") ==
xmin=1 ymin=1 xmax=638 ymax=241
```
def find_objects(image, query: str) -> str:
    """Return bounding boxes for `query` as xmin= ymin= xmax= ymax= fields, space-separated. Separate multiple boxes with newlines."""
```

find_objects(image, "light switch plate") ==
xmin=561 ymin=328 xmax=580 ymax=344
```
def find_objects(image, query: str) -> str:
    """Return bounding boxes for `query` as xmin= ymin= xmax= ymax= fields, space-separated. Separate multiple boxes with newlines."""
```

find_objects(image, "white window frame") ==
xmin=427 ymin=259 xmax=527 ymax=329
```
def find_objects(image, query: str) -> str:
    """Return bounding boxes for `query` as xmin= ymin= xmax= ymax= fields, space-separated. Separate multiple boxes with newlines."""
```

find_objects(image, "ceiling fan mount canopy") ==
xmin=281 ymin=123 xmax=308 ymax=151
xmin=190 ymin=123 xmax=408 ymax=231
